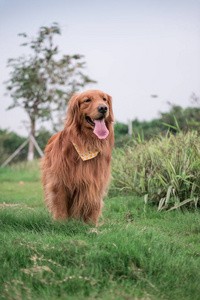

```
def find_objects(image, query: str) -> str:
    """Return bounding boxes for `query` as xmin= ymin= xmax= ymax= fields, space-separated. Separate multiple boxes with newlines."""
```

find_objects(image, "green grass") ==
xmin=112 ymin=130 xmax=200 ymax=210
xmin=1 ymin=161 xmax=200 ymax=299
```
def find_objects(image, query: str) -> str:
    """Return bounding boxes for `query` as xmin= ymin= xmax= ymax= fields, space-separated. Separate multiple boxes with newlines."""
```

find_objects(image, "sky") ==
xmin=0 ymin=0 xmax=200 ymax=136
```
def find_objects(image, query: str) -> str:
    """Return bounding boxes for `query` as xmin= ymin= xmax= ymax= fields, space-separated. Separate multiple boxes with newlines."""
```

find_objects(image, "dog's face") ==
xmin=67 ymin=90 xmax=114 ymax=139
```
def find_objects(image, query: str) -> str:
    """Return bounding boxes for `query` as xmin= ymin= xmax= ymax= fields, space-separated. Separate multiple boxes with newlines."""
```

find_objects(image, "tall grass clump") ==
xmin=112 ymin=130 xmax=200 ymax=210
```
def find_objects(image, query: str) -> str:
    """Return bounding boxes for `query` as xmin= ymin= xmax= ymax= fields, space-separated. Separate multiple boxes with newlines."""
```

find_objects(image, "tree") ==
xmin=5 ymin=23 xmax=96 ymax=160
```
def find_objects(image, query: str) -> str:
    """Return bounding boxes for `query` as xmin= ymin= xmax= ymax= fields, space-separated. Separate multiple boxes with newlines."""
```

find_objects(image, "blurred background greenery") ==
xmin=2 ymin=102 xmax=200 ymax=165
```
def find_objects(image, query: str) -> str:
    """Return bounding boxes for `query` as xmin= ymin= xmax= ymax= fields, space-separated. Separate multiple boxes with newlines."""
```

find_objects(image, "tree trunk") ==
xmin=27 ymin=118 xmax=35 ymax=161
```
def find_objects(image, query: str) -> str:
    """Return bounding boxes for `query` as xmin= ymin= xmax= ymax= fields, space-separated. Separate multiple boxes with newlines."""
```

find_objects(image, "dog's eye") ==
xmin=85 ymin=99 xmax=91 ymax=103
xmin=103 ymin=98 xmax=107 ymax=101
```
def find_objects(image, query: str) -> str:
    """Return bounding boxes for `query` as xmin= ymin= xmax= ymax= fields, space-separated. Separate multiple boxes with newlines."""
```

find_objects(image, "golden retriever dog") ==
xmin=42 ymin=90 xmax=114 ymax=225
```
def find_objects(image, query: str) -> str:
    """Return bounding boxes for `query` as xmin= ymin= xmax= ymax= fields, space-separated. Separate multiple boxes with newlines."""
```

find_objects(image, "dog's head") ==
xmin=67 ymin=90 xmax=114 ymax=139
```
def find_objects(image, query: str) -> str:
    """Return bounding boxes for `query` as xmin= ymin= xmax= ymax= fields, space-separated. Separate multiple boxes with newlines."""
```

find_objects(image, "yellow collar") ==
xmin=73 ymin=143 xmax=99 ymax=161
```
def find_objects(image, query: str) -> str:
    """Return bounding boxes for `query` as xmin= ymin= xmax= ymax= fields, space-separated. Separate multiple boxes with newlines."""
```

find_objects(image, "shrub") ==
xmin=0 ymin=129 xmax=27 ymax=165
xmin=112 ymin=130 xmax=200 ymax=210
xmin=0 ymin=128 xmax=53 ymax=166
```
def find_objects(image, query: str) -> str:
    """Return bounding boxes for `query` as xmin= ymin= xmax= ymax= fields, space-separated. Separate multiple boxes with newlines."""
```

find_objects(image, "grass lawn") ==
xmin=0 ymin=161 xmax=200 ymax=299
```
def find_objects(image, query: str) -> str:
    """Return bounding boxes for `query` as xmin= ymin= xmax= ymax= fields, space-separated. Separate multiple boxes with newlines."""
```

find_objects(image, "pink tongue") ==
xmin=93 ymin=119 xmax=109 ymax=139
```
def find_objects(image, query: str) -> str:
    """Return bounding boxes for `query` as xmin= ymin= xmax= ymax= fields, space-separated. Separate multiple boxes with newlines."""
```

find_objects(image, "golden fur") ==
xmin=42 ymin=90 xmax=114 ymax=225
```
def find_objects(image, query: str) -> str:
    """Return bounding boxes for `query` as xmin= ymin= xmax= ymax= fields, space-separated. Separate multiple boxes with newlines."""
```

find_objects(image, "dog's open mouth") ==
xmin=86 ymin=116 xmax=109 ymax=139
xmin=86 ymin=116 xmax=95 ymax=127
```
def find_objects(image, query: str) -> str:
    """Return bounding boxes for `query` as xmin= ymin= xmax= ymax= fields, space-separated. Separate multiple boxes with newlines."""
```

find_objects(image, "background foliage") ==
xmin=1 ymin=103 xmax=200 ymax=165
xmin=0 ymin=128 xmax=52 ymax=165
xmin=114 ymin=104 xmax=200 ymax=147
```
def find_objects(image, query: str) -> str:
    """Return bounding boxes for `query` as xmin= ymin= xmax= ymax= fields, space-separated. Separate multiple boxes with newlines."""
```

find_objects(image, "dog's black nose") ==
xmin=98 ymin=105 xmax=108 ymax=114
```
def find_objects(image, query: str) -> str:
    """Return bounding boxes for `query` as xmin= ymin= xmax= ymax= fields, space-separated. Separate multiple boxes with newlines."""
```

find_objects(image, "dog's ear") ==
xmin=66 ymin=94 xmax=80 ymax=125
xmin=107 ymin=94 xmax=115 ymax=123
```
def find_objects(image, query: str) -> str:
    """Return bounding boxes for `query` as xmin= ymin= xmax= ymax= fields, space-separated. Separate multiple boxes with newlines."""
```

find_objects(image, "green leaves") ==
xmin=18 ymin=33 xmax=27 ymax=37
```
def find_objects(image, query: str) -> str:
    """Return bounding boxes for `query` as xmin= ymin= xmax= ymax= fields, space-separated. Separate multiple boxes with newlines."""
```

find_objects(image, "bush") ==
xmin=0 ymin=129 xmax=27 ymax=165
xmin=0 ymin=128 xmax=53 ymax=165
xmin=112 ymin=130 xmax=200 ymax=210
xmin=114 ymin=122 xmax=130 ymax=148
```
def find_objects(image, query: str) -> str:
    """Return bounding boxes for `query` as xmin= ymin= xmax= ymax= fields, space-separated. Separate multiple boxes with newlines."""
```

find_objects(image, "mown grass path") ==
xmin=0 ymin=163 xmax=200 ymax=299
